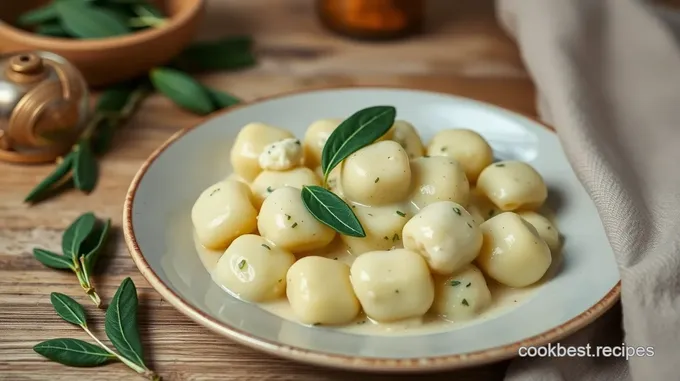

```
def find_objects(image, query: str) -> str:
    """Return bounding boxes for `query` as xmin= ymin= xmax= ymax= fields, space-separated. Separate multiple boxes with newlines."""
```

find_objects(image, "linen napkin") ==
xmin=495 ymin=0 xmax=680 ymax=380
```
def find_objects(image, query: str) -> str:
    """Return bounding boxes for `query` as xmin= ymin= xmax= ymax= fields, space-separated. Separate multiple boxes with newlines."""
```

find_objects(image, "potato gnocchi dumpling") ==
xmin=432 ymin=264 xmax=492 ymax=321
xmin=390 ymin=120 xmax=425 ymax=159
xmin=476 ymin=212 xmax=552 ymax=287
xmin=303 ymin=119 xmax=341 ymax=169
xmin=402 ymin=201 xmax=483 ymax=275
xmin=257 ymin=186 xmax=336 ymax=253
xmin=427 ymin=129 xmax=493 ymax=183
xmin=230 ymin=123 xmax=295 ymax=182
xmin=519 ymin=211 xmax=561 ymax=252
xmin=341 ymin=140 xmax=411 ymax=205
xmin=341 ymin=203 xmax=410 ymax=255
xmin=192 ymin=180 xmax=257 ymax=250
xmin=476 ymin=161 xmax=548 ymax=211
xmin=251 ymin=167 xmax=321 ymax=208
xmin=195 ymin=109 xmax=561 ymax=333
xmin=409 ymin=156 xmax=470 ymax=210
xmin=213 ymin=235 xmax=295 ymax=302
xmin=286 ymin=256 xmax=360 ymax=325
xmin=350 ymin=249 xmax=434 ymax=322
xmin=258 ymin=138 xmax=303 ymax=171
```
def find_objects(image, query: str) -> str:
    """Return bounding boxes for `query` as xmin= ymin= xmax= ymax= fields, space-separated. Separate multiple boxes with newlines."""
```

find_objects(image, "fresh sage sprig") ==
xmin=32 ymin=212 xmax=111 ymax=307
xmin=300 ymin=106 xmax=396 ymax=237
xmin=34 ymin=280 xmax=161 ymax=380
xmin=301 ymin=185 xmax=365 ymax=237
xmin=320 ymin=106 xmax=396 ymax=184
xmin=149 ymin=67 xmax=242 ymax=115
xmin=17 ymin=0 xmax=166 ymax=39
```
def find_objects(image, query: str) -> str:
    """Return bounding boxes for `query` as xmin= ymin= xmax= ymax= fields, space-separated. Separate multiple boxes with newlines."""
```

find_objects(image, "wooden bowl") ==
xmin=0 ymin=0 xmax=205 ymax=87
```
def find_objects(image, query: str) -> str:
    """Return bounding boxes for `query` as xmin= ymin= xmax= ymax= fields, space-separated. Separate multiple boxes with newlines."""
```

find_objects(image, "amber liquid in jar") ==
xmin=317 ymin=0 xmax=425 ymax=40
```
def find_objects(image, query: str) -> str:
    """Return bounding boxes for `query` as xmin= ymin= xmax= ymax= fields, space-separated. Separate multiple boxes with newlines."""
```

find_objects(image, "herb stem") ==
xmin=82 ymin=325 xmax=158 ymax=380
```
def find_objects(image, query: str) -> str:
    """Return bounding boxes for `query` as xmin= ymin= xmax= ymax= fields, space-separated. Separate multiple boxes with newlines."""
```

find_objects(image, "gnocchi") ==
xmin=257 ymin=186 xmax=336 ymax=253
xmin=191 ymin=180 xmax=257 ymax=250
xmin=427 ymin=129 xmax=493 ymax=183
xmin=213 ymin=234 xmax=295 ymax=302
xmin=402 ymin=201 xmax=483 ymax=275
xmin=192 ymin=110 xmax=561 ymax=335
xmin=476 ymin=161 xmax=548 ymax=211
xmin=286 ymin=256 xmax=360 ymax=325
xmin=350 ymin=249 xmax=435 ymax=322
xmin=341 ymin=140 xmax=411 ymax=205
xmin=409 ymin=156 xmax=470 ymax=210
xmin=250 ymin=167 xmax=321 ymax=208
xmin=230 ymin=122 xmax=295 ymax=182
xmin=476 ymin=212 xmax=552 ymax=287
xmin=432 ymin=264 xmax=492 ymax=322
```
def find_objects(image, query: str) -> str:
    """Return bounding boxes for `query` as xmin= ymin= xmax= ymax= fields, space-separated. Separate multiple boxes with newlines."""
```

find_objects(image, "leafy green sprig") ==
xmin=300 ymin=106 xmax=396 ymax=238
xmin=33 ymin=212 xmax=111 ymax=307
xmin=34 ymin=279 xmax=160 ymax=380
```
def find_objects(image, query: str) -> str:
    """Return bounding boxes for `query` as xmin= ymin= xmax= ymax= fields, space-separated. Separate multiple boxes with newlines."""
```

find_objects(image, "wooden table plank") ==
xmin=0 ymin=0 xmax=535 ymax=380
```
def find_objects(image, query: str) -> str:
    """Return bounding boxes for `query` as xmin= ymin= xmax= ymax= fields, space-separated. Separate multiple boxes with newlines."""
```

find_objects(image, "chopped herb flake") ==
xmin=383 ymin=236 xmax=389 ymax=240
xmin=375 ymin=177 xmax=380 ymax=183
xmin=295 ymin=140 xmax=301 ymax=145
xmin=453 ymin=207 xmax=461 ymax=215
xmin=462 ymin=299 xmax=469 ymax=306
xmin=210 ymin=188 xmax=221 ymax=196
xmin=266 ymin=186 xmax=274 ymax=193
xmin=312 ymin=323 xmax=321 ymax=326
xmin=238 ymin=259 xmax=247 ymax=270
xmin=488 ymin=210 xmax=495 ymax=217
xmin=441 ymin=146 xmax=448 ymax=152
xmin=261 ymin=244 xmax=271 ymax=250
xmin=285 ymin=214 xmax=291 ymax=220
xmin=466 ymin=282 xmax=471 ymax=287
xmin=495 ymin=163 xmax=506 ymax=167
xmin=395 ymin=289 xmax=399 ymax=294
xmin=450 ymin=280 xmax=461 ymax=286
xmin=357 ymin=320 xmax=366 ymax=325
xmin=396 ymin=210 xmax=406 ymax=217
xmin=368 ymin=213 xmax=374 ymax=216
xmin=467 ymin=222 xmax=473 ymax=228
xmin=392 ymin=233 xmax=399 ymax=241
xmin=278 ymin=279 xmax=283 ymax=282
xmin=547 ymin=226 xmax=552 ymax=230
xmin=291 ymin=222 xmax=298 ymax=228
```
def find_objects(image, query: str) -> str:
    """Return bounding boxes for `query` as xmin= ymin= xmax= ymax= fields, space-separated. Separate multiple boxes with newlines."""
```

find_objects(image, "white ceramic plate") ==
xmin=124 ymin=87 xmax=620 ymax=372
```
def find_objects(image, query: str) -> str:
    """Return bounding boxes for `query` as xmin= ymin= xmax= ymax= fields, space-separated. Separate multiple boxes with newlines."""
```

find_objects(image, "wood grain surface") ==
xmin=0 ymin=0 xmax=536 ymax=380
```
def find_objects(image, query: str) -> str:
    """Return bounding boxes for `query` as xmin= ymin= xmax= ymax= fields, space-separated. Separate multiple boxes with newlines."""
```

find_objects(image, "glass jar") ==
xmin=317 ymin=0 xmax=425 ymax=41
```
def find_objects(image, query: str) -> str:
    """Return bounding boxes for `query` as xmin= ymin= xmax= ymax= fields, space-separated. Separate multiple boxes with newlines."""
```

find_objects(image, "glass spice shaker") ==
xmin=316 ymin=0 xmax=425 ymax=41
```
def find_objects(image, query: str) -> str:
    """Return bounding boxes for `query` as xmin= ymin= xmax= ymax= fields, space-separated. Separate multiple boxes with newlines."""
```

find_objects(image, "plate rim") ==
xmin=123 ymin=85 xmax=621 ymax=372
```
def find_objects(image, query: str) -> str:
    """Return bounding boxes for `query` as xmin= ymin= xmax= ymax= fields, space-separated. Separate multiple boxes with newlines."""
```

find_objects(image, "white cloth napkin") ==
xmin=496 ymin=0 xmax=680 ymax=380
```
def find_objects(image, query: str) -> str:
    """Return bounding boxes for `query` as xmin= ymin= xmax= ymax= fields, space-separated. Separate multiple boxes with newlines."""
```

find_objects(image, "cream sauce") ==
xmin=194 ymin=231 xmax=545 ymax=336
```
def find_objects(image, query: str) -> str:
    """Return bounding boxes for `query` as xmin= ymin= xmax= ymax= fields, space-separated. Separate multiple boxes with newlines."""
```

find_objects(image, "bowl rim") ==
xmin=122 ymin=85 xmax=622 ymax=372
xmin=0 ymin=0 xmax=204 ymax=51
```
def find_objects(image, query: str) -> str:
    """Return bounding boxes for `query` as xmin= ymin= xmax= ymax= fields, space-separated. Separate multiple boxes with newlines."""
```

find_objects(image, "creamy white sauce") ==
xmin=193 ymin=230 xmax=546 ymax=336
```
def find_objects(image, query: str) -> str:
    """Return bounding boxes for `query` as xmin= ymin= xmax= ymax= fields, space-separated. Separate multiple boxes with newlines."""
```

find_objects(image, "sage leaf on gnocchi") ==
xmin=301 ymin=185 xmax=365 ymax=237
xmin=320 ymin=106 xmax=396 ymax=183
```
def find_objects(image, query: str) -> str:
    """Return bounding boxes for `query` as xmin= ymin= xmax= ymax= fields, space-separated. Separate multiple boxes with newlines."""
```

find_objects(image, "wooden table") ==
xmin=0 ymin=0 xmax=535 ymax=379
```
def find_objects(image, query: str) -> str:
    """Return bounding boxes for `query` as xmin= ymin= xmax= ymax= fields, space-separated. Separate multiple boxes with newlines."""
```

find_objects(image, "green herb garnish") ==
xmin=261 ymin=244 xmax=271 ymax=250
xmin=495 ymin=163 xmax=506 ymax=167
xmin=462 ymin=299 xmax=469 ymax=306
xmin=238 ymin=260 xmax=247 ymax=270
xmin=32 ymin=213 xmax=110 ymax=307
xmin=452 ymin=207 xmax=461 ymax=216
xmin=466 ymin=283 xmax=471 ymax=287
xmin=291 ymin=222 xmax=298 ymax=228
xmin=374 ymin=177 xmax=380 ymax=183
xmin=33 ymin=279 xmax=160 ymax=380
xmin=396 ymin=210 xmax=406 ymax=217
xmin=392 ymin=233 xmax=400 ymax=242
xmin=300 ymin=185 xmax=365 ymax=237
xmin=320 ymin=106 xmax=396 ymax=184
xmin=450 ymin=280 xmax=461 ymax=286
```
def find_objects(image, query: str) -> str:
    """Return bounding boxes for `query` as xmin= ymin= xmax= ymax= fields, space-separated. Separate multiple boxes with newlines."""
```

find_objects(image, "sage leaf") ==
xmin=50 ymin=292 xmax=87 ymax=326
xmin=321 ymin=106 xmax=396 ymax=182
xmin=17 ymin=4 xmax=58 ymax=26
xmin=82 ymin=218 xmax=112 ymax=274
xmin=34 ymin=338 xmax=113 ymax=367
xmin=55 ymin=2 xmax=131 ymax=39
xmin=301 ymin=185 xmax=365 ymax=237
xmin=73 ymin=141 xmax=98 ymax=193
xmin=175 ymin=36 xmax=256 ymax=72
xmin=105 ymin=277 xmax=146 ymax=368
xmin=62 ymin=212 xmax=97 ymax=259
xmin=33 ymin=248 xmax=74 ymax=270
xmin=204 ymin=87 xmax=241 ymax=109
xmin=35 ymin=23 xmax=71 ymax=37
xmin=96 ymin=86 xmax=135 ymax=112
xmin=150 ymin=68 xmax=214 ymax=115
xmin=132 ymin=2 xmax=165 ymax=18
xmin=24 ymin=152 xmax=75 ymax=203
